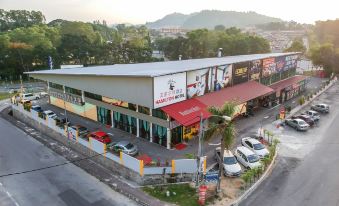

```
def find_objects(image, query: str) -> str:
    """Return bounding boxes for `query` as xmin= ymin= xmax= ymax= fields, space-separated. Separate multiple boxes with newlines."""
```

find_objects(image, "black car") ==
xmin=31 ymin=105 xmax=43 ymax=113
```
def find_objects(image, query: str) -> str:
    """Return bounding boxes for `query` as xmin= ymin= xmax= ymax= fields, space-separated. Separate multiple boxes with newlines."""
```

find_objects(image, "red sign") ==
xmin=198 ymin=185 xmax=207 ymax=205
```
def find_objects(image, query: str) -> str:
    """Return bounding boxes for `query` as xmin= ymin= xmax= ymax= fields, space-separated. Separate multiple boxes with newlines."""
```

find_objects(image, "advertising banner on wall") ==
xmin=262 ymin=58 xmax=277 ymax=77
xmin=154 ymin=72 xmax=187 ymax=108
xmin=249 ymin=60 xmax=262 ymax=81
xmin=187 ymin=68 xmax=211 ymax=98
xmin=210 ymin=64 xmax=233 ymax=91
xmin=233 ymin=62 xmax=249 ymax=85
xmin=284 ymin=55 xmax=298 ymax=71
xmin=275 ymin=56 xmax=286 ymax=72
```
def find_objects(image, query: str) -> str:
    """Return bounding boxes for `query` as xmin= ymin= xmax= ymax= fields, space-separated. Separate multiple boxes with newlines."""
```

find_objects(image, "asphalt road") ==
xmin=240 ymin=82 xmax=339 ymax=206
xmin=0 ymin=101 xmax=138 ymax=206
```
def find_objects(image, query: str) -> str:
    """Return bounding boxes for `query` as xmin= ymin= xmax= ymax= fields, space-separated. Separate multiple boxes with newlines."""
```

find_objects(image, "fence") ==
xmin=11 ymin=103 xmax=203 ymax=177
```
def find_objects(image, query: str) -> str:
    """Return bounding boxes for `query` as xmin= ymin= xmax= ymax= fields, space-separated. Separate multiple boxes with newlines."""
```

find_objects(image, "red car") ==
xmin=88 ymin=131 xmax=111 ymax=144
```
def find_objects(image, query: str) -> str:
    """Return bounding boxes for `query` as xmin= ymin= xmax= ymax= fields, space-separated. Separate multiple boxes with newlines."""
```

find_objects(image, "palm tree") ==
xmin=205 ymin=101 xmax=237 ymax=193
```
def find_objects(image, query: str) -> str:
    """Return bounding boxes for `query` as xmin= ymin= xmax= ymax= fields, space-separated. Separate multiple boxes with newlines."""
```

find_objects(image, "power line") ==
xmin=0 ymin=151 xmax=107 ymax=178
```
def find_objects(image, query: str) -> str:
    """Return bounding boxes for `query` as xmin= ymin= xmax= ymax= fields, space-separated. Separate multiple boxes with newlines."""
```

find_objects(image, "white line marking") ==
xmin=107 ymin=133 xmax=114 ymax=136
xmin=0 ymin=182 xmax=2 ymax=186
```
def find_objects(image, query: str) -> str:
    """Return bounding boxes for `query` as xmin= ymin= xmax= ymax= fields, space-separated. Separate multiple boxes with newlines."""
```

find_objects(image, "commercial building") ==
xmin=27 ymin=52 xmax=307 ymax=149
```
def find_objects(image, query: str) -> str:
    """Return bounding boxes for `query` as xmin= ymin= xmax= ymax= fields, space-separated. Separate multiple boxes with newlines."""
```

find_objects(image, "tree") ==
xmin=285 ymin=38 xmax=306 ymax=53
xmin=204 ymin=101 xmax=237 ymax=193
xmin=310 ymin=43 xmax=338 ymax=75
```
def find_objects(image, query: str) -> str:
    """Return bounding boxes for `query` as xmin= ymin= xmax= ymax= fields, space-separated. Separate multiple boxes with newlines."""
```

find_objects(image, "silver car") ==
xmin=110 ymin=141 xmax=138 ymax=156
xmin=286 ymin=118 xmax=310 ymax=131
xmin=311 ymin=104 xmax=329 ymax=113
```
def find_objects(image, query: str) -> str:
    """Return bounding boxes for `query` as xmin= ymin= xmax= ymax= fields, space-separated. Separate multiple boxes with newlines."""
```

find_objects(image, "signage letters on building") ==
xmin=49 ymin=91 xmax=84 ymax=106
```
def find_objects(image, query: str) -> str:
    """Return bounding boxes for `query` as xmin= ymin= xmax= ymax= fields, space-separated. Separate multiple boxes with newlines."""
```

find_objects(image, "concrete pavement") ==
xmin=0 ymin=101 xmax=138 ymax=206
xmin=240 ymin=81 xmax=339 ymax=206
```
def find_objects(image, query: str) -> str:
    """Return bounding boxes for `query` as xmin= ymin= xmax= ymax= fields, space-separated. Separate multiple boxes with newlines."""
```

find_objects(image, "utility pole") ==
xmin=195 ymin=112 xmax=204 ymax=188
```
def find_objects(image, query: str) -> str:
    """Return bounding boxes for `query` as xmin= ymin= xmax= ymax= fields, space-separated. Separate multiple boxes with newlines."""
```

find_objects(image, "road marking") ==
xmin=0 ymin=183 xmax=20 ymax=206
xmin=208 ymin=142 xmax=221 ymax=146
xmin=107 ymin=133 xmax=114 ymax=136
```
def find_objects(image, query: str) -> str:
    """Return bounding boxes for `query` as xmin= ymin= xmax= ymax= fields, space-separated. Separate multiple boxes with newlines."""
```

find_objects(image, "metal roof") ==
xmin=27 ymin=52 xmax=299 ymax=78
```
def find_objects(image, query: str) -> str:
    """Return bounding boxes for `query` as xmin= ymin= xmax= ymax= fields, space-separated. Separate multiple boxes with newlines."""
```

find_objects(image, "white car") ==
xmin=241 ymin=137 xmax=269 ymax=159
xmin=43 ymin=110 xmax=57 ymax=119
xmin=22 ymin=93 xmax=40 ymax=101
xmin=215 ymin=147 xmax=242 ymax=177
xmin=234 ymin=146 xmax=261 ymax=169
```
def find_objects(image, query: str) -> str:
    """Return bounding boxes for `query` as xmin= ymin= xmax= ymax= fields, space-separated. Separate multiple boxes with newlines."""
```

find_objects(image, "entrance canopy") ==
xmin=270 ymin=75 xmax=307 ymax=91
xmin=196 ymin=81 xmax=274 ymax=107
xmin=161 ymin=98 xmax=210 ymax=126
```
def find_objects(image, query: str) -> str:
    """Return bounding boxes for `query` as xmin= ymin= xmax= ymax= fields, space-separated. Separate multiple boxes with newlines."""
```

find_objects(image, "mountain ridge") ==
xmin=146 ymin=10 xmax=282 ymax=29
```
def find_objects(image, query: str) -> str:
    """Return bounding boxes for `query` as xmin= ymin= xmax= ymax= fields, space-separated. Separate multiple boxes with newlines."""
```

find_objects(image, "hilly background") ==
xmin=146 ymin=10 xmax=282 ymax=29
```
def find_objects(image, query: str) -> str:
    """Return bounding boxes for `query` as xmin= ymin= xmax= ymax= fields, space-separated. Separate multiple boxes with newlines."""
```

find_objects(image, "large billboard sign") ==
xmin=275 ymin=56 xmax=286 ymax=72
xmin=233 ymin=62 xmax=249 ymax=85
xmin=249 ymin=60 xmax=262 ymax=81
xmin=211 ymin=65 xmax=232 ymax=91
xmin=284 ymin=55 xmax=298 ymax=71
xmin=154 ymin=72 xmax=187 ymax=108
xmin=187 ymin=68 xmax=211 ymax=98
xmin=262 ymin=58 xmax=277 ymax=77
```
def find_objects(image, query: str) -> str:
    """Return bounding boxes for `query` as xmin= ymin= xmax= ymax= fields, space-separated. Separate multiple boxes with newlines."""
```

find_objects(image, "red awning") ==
xmin=161 ymin=98 xmax=210 ymax=126
xmin=196 ymin=81 xmax=274 ymax=107
xmin=270 ymin=75 xmax=308 ymax=91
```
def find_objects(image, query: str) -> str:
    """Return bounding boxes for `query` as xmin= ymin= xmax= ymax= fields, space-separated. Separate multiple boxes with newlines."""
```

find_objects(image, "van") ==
xmin=22 ymin=93 xmax=40 ymax=101
xmin=234 ymin=146 xmax=261 ymax=169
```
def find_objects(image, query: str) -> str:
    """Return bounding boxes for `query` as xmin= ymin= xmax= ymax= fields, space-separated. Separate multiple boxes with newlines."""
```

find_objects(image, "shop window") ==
xmin=152 ymin=108 xmax=167 ymax=120
xmin=97 ymin=106 xmax=111 ymax=126
xmin=113 ymin=112 xmax=137 ymax=135
xmin=49 ymin=82 xmax=63 ymax=90
xmin=152 ymin=124 xmax=167 ymax=147
xmin=84 ymin=91 xmax=102 ymax=101
xmin=138 ymin=106 xmax=150 ymax=115
xmin=139 ymin=119 xmax=150 ymax=140
xmin=128 ymin=103 xmax=137 ymax=111
xmin=65 ymin=86 xmax=82 ymax=96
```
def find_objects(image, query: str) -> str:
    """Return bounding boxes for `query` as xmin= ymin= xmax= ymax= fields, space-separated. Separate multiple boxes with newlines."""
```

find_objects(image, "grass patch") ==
xmin=143 ymin=184 xmax=199 ymax=206
xmin=0 ymin=93 xmax=11 ymax=101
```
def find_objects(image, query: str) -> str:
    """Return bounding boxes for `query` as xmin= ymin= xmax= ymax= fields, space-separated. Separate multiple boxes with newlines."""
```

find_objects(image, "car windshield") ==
xmin=125 ymin=143 xmax=134 ymax=149
xmin=253 ymin=143 xmax=265 ymax=150
xmin=248 ymin=154 xmax=259 ymax=163
xmin=224 ymin=156 xmax=237 ymax=165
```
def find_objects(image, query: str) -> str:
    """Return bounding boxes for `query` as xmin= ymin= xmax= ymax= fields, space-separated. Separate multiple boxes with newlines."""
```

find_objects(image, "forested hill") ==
xmin=146 ymin=10 xmax=282 ymax=29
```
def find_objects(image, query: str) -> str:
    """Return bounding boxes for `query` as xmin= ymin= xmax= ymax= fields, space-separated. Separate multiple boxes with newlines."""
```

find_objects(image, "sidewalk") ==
xmin=0 ymin=106 xmax=172 ymax=206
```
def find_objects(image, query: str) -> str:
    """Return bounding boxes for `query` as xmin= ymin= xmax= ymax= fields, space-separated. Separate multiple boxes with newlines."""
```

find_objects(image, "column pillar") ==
xmin=81 ymin=90 xmax=85 ymax=103
xmin=149 ymin=109 xmax=153 ymax=143
xmin=136 ymin=105 xmax=140 ymax=137
xmin=167 ymin=128 xmax=171 ymax=149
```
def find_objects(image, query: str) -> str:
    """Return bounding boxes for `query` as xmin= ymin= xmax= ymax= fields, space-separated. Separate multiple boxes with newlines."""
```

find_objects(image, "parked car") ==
xmin=88 ymin=131 xmax=111 ymax=144
xmin=285 ymin=119 xmax=310 ymax=131
xmin=311 ymin=103 xmax=329 ymax=113
xmin=42 ymin=110 xmax=57 ymax=119
xmin=31 ymin=105 xmax=43 ymax=113
xmin=234 ymin=146 xmax=261 ymax=169
xmin=241 ymin=137 xmax=269 ymax=159
xmin=22 ymin=93 xmax=40 ymax=101
xmin=302 ymin=110 xmax=320 ymax=122
xmin=215 ymin=147 xmax=242 ymax=177
xmin=292 ymin=114 xmax=315 ymax=127
xmin=38 ymin=92 xmax=49 ymax=98
xmin=70 ymin=125 xmax=89 ymax=138
xmin=110 ymin=141 xmax=138 ymax=156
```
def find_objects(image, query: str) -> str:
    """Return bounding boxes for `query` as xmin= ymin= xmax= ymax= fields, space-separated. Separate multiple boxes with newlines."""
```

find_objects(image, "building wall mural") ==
xmin=187 ymin=68 xmax=211 ymax=98
xmin=211 ymin=64 xmax=233 ymax=91
xmin=249 ymin=60 xmax=262 ymax=81
xmin=50 ymin=96 xmax=98 ymax=121
xmin=262 ymin=58 xmax=277 ymax=78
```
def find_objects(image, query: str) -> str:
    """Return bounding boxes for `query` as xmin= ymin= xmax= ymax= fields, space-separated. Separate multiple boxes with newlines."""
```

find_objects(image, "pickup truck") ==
xmin=215 ymin=147 xmax=242 ymax=177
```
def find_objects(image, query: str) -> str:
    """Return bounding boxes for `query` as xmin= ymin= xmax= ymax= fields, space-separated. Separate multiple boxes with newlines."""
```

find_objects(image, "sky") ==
xmin=1 ymin=0 xmax=338 ymax=25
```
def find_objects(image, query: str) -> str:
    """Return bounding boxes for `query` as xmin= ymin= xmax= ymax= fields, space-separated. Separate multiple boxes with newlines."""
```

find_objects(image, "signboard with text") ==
xmin=49 ymin=91 xmax=84 ymax=106
xmin=262 ymin=58 xmax=277 ymax=77
xmin=249 ymin=60 xmax=262 ymax=81
xmin=153 ymin=72 xmax=187 ymax=108
xmin=233 ymin=62 xmax=249 ymax=85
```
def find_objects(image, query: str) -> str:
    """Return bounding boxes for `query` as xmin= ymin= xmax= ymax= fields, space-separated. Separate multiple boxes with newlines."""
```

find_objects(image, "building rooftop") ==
xmin=27 ymin=52 xmax=299 ymax=78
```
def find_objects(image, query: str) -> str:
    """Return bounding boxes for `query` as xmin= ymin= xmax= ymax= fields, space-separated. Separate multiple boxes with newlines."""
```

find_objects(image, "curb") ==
xmin=230 ymin=147 xmax=279 ymax=206
xmin=286 ymin=79 xmax=337 ymax=119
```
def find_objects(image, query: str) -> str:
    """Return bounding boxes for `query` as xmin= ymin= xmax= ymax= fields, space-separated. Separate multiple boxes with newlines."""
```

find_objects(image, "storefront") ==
xmin=270 ymin=75 xmax=308 ymax=104
xmin=27 ymin=52 xmax=301 ymax=149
